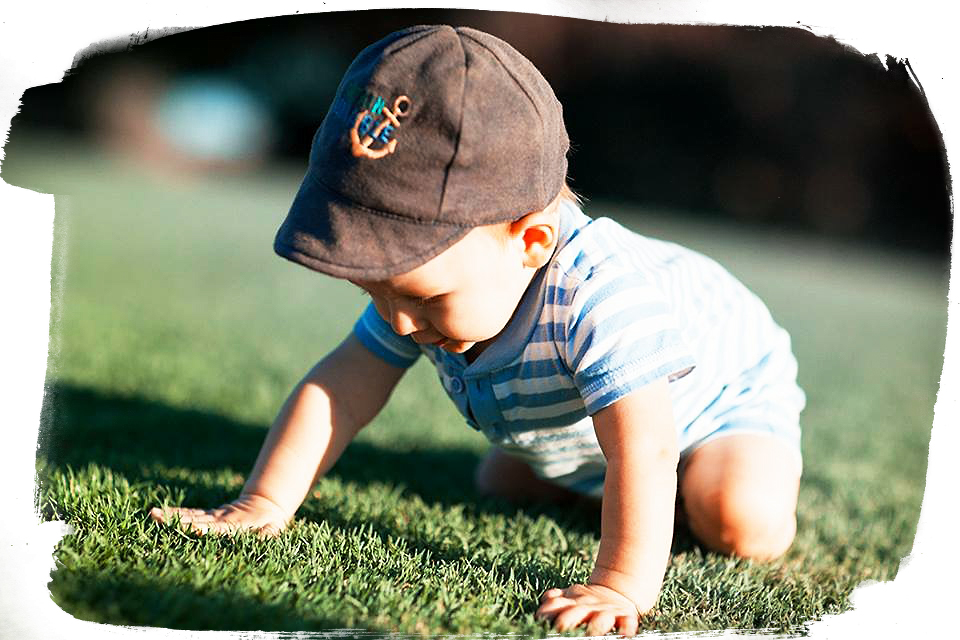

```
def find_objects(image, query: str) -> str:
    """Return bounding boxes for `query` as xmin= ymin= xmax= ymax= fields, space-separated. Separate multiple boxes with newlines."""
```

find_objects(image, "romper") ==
xmin=354 ymin=201 xmax=805 ymax=497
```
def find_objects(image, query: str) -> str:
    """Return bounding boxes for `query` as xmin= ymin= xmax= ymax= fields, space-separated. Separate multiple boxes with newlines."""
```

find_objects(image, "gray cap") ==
xmin=274 ymin=25 xmax=570 ymax=280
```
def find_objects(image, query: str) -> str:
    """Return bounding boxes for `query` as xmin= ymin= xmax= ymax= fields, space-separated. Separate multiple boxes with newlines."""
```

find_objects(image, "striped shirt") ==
xmin=353 ymin=200 xmax=803 ymax=495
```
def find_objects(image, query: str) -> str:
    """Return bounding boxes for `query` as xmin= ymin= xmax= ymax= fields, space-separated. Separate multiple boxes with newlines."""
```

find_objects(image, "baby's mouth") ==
xmin=412 ymin=332 xmax=445 ymax=346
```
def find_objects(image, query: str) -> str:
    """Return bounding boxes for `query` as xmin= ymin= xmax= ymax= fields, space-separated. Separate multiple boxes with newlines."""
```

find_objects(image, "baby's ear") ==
xmin=512 ymin=209 xmax=558 ymax=269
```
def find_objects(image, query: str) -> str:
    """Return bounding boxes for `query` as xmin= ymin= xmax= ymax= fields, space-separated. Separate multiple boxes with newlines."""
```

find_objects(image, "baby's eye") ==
xmin=415 ymin=295 xmax=441 ymax=307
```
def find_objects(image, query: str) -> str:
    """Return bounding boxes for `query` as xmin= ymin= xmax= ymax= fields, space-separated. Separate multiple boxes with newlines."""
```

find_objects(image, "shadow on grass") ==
xmin=50 ymin=563 xmax=360 ymax=632
xmin=39 ymin=382 xmax=481 ymax=503
xmin=38 ymin=381 xmax=708 ymax=631
xmin=38 ymin=383 xmax=632 ymax=533
xmin=38 ymin=381 xmax=701 ymax=550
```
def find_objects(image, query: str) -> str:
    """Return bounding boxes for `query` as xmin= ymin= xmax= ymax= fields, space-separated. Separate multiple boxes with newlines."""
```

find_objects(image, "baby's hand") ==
xmin=536 ymin=583 xmax=640 ymax=636
xmin=149 ymin=493 xmax=291 ymax=537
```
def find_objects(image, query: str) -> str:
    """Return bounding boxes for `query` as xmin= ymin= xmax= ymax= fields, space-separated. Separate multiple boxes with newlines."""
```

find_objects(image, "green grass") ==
xmin=5 ymin=134 xmax=947 ymax=635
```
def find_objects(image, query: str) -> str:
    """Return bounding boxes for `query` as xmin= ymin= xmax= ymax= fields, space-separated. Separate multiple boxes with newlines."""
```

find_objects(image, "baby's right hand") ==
xmin=150 ymin=493 xmax=291 ymax=537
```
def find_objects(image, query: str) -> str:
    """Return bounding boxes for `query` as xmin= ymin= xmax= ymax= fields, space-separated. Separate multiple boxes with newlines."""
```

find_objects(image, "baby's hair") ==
xmin=484 ymin=180 xmax=579 ymax=247
xmin=558 ymin=182 xmax=583 ymax=206
xmin=486 ymin=180 xmax=581 ymax=246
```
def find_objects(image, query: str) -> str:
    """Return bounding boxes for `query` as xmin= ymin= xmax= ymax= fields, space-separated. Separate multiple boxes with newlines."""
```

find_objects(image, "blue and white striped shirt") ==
xmin=354 ymin=201 xmax=803 ymax=495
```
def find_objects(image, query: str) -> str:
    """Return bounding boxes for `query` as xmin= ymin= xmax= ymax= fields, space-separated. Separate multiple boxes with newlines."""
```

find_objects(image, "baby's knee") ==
xmin=473 ymin=448 xmax=531 ymax=499
xmin=474 ymin=448 xmax=583 ymax=504
xmin=473 ymin=451 xmax=505 ymax=497
xmin=690 ymin=486 xmax=796 ymax=561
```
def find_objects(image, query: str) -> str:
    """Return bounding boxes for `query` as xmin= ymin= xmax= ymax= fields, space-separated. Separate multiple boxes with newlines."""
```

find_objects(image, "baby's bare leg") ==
xmin=679 ymin=433 xmax=801 ymax=561
xmin=474 ymin=447 xmax=585 ymax=505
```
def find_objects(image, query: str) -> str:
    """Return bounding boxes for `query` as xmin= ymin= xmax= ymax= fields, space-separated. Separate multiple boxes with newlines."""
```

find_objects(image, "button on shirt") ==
xmin=352 ymin=201 xmax=804 ymax=496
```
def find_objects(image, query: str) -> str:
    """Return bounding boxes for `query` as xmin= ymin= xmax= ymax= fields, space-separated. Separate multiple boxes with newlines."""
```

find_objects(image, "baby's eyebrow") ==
xmin=348 ymin=280 xmax=432 ymax=300
xmin=398 ymin=287 xmax=446 ymax=300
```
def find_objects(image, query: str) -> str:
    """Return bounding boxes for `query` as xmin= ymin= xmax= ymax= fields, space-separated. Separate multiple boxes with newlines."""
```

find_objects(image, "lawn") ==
xmin=4 ymin=134 xmax=948 ymax=635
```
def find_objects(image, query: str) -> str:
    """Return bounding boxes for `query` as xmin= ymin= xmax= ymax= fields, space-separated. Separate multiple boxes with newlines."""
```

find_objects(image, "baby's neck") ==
xmin=463 ymin=341 xmax=490 ymax=365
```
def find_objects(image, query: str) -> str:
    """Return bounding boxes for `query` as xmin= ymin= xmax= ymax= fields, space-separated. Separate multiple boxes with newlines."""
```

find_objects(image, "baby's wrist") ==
xmin=237 ymin=491 xmax=295 ymax=520
xmin=589 ymin=566 xmax=659 ymax=614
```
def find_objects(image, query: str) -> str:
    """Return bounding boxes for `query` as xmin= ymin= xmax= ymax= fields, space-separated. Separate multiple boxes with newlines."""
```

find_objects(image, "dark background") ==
xmin=7 ymin=9 xmax=952 ymax=255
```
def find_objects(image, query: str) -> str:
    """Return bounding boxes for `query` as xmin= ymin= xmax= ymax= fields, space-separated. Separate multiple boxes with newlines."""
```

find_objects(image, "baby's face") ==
xmin=351 ymin=223 xmax=541 ymax=355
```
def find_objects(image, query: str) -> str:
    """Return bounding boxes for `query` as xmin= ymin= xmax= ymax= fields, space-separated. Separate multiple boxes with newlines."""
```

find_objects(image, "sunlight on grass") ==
xmin=6 ymin=136 xmax=946 ymax=634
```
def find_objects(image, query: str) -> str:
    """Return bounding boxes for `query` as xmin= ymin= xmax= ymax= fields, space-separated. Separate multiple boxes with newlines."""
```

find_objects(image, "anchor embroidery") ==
xmin=350 ymin=95 xmax=412 ymax=159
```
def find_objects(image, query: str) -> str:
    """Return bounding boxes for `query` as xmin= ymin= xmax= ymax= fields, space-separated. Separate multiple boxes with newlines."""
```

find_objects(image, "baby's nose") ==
xmin=388 ymin=305 xmax=422 ymax=336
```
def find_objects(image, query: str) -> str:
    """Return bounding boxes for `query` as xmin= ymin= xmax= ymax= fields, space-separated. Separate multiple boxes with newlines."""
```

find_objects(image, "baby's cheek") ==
xmin=455 ymin=310 xmax=496 ymax=339
xmin=438 ymin=298 xmax=503 ymax=341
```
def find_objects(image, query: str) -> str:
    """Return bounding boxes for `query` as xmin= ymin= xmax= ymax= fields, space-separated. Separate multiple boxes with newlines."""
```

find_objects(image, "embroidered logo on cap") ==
xmin=349 ymin=94 xmax=411 ymax=159
xmin=329 ymin=85 xmax=413 ymax=159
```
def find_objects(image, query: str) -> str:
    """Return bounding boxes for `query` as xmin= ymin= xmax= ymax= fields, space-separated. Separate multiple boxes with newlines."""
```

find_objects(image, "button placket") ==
xmin=465 ymin=375 xmax=504 ymax=430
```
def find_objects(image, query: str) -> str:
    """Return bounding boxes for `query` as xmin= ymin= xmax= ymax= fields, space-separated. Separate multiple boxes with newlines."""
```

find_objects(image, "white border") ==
xmin=1 ymin=2 xmax=955 ymax=639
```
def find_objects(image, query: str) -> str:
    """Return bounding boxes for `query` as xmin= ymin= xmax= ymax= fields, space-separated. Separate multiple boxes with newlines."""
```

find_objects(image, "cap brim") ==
xmin=274 ymin=173 xmax=471 ymax=281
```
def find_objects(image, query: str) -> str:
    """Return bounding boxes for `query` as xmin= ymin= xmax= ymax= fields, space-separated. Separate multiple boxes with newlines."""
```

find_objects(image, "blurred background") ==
xmin=4 ymin=9 xmax=951 ymax=255
xmin=7 ymin=11 xmax=950 ymax=630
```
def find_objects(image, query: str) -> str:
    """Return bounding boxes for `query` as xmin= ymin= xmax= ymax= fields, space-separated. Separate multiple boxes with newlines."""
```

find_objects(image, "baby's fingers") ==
xmin=256 ymin=522 xmax=284 ymax=539
xmin=552 ymin=605 xmax=594 ymax=632
xmin=616 ymin=614 xmax=640 ymax=637
xmin=150 ymin=507 xmax=232 ymax=536
xmin=536 ymin=596 xmax=576 ymax=620
xmin=586 ymin=610 xmax=617 ymax=637
xmin=150 ymin=506 xmax=210 ymax=524
xmin=185 ymin=519 xmax=245 ymax=535
xmin=150 ymin=505 xmax=285 ymax=538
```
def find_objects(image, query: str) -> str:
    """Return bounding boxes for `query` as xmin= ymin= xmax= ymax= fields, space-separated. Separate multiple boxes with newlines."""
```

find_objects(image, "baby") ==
xmin=151 ymin=25 xmax=805 ymax=636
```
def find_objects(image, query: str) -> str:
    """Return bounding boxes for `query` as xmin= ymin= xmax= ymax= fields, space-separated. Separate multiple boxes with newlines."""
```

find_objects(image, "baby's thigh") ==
xmin=679 ymin=433 xmax=801 ymax=560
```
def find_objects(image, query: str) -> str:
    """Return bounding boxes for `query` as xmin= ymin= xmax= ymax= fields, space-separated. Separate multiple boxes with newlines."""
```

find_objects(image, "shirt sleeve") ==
xmin=558 ymin=269 xmax=696 ymax=415
xmin=352 ymin=302 xmax=422 ymax=368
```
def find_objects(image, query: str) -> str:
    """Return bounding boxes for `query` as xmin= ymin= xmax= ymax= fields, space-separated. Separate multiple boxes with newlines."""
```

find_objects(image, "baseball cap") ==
xmin=274 ymin=25 xmax=570 ymax=280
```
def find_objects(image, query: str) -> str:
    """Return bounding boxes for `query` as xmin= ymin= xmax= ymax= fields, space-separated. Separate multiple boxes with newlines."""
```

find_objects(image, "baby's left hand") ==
xmin=536 ymin=583 xmax=640 ymax=636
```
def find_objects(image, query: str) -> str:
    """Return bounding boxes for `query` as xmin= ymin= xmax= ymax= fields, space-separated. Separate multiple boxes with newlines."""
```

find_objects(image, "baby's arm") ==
xmin=537 ymin=377 xmax=679 ymax=636
xmin=150 ymin=333 xmax=406 ymax=535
